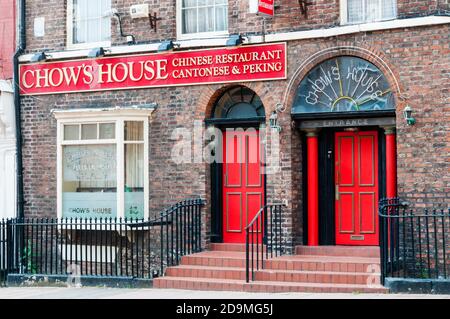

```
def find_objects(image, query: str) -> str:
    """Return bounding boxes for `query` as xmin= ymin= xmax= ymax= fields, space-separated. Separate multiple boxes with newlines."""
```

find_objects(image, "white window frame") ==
xmin=340 ymin=0 xmax=397 ymax=25
xmin=66 ymin=0 xmax=112 ymax=50
xmin=176 ymin=0 xmax=229 ymax=40
xmin=54 ymin=108 xmax=155 ymax=221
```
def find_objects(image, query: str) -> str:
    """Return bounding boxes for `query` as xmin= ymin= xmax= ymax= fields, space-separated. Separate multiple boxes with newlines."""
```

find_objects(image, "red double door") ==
xmin=335 ymin=131 xmax=379 ymax=246
xmin=222 ymin=130 xmax=264 ymax=243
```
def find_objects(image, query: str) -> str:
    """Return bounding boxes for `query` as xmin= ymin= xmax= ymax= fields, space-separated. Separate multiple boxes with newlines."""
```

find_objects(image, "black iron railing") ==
xmin=0 ymin=219 xmax=9 ymax=285
xmin=129 ymin=198 xmax=205 ymax=275
xmin=245 ymin=203 xmax=286 ymax=283
xmin=379 ymin=198 xmax=450 ymax=284
xmin=0 ymin=198 xmax=205 ymax=284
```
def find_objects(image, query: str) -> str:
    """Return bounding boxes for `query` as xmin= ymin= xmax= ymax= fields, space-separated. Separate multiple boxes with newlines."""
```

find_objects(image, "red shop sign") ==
xmin=20 ymin=43 xmax=286 ymax=95
xmin=258 ymin=0 xmax=275 ymax=16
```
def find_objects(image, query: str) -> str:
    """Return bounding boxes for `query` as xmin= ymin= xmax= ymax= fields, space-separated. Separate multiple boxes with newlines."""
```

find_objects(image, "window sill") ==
xmin=177 ymin=31 xmax=229 ymax=41
xmin=66 ymin=41 xmax=112 ymax=51
xmin=340 ymin=17 xmax=397 ymax=26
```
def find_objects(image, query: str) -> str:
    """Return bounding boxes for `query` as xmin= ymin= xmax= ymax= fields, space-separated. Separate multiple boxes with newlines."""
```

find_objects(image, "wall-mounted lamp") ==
xmin=158 ymin=40 xmax=179 ymax=52
xmin=403 ymin=105 xmax=416 ymax=125
xmin=226 ymin=34 xmax=244 ymax=47
xmin=87 ymin=47 xmax=107 ymax=58
xmin=269 ymin=111 xmax=281 ymax=132
xmin=30 ymin=52 xmax=48 ymax=63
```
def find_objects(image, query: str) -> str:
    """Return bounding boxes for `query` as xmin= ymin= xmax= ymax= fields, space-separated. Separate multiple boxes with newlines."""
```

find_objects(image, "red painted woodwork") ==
xmin=222 ymin=130 xmax=264 ymax=243
xmin=385 ymin=132 xmax=397 ymax=198
xmin=306 ymin=133 xmax=319 ymax=246
xmin=335 ymin=131 xmax=379 ymax=246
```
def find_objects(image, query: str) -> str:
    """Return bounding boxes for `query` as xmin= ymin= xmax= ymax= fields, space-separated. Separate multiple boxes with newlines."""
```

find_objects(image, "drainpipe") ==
xmin=13 ymin=0 xmax=26 ymax=218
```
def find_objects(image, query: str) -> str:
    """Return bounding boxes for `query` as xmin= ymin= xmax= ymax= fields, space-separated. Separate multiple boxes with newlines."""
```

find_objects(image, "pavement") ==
xmin=0 ymin=287 xmax=448 ymax=299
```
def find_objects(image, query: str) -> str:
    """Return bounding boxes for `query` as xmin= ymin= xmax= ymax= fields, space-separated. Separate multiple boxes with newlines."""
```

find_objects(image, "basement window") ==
xmin=341 ymin=0 xmax=397 ymax=25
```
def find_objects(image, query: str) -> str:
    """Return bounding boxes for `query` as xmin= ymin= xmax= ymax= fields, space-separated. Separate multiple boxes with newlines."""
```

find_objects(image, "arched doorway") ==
xmin=207 ymin=86 xmax=266 ymax=244
xmin=291 ymin=56 xmax=397 ymax=246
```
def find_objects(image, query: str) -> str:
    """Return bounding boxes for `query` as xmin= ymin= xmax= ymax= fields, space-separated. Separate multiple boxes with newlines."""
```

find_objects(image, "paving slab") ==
xmin=0 ymin=287 xmax=448 ymax=299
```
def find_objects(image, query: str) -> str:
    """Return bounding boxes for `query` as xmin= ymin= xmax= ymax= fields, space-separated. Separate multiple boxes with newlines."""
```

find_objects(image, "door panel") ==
xmin=225 ymin=193 xmax=242 ymax=232
xmin=338 ymin=192 xmax=354 ymax=233
xmin=339 ymin=137 xmax=354 ymax=186
xmin=335 ymin=131 xmax=379 ymax=245
xmin=222 ymin=130 xmax=264 ymax=243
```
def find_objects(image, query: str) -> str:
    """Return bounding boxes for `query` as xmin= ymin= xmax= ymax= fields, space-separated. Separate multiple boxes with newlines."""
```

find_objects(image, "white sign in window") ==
xmin=63 ymin=144 xmax=117 ymax=218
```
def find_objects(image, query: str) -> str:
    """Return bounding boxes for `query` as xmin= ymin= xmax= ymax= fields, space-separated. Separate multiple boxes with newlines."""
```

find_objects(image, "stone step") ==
xmin=265 ymin=255 xmax=380 ymax=273
xmin=165 ymin=264 xmax=381 ymax=285
xmin=153 ymin=276 xmax=387 ymax=293
xmin=295 ymin=246 xmax=380 ymax=258
xmin=209 ymin=243 xmax=256 ymax=252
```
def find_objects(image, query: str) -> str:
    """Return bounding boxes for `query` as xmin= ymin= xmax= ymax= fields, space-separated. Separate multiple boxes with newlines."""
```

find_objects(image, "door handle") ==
xmin=335 ymin=168 xmax=340 ymax=201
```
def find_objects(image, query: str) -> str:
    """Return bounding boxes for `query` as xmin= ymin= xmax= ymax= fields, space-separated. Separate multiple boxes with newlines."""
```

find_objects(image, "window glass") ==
xmin=292 ymin=56 xmax=395 ymax=114
xmin=81 ymin=124 xmax=97 ymax=140
xmin=72 ymin=0 xmax=111 ymax=44
xmin=60 ymin=119 xmax=148 ymax=220
xmin=62 ymin=144 xmax=117 ymax=218
xmin=99 ymin=123 xmax=115 ymax=139
xmin=124 ymin=144 xmax=144 ymax=219
xmin=64 ymin=125 xmax=79 ymax=140
xmin=125 ymin=121 xmax=144 ymax=141
xmin=347 ymin=0 xmax=396 ymax=24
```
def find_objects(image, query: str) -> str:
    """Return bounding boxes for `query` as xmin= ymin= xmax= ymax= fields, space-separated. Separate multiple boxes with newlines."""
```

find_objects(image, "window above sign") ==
xmin=67 ymin=0 xmax=111 ymax=50
xmin=292 ymin=56 xmax=395 ymax=116
xmin=341 ymin=0 xmax=397 ymax=25
xmin=177 ymin=0 xmax=228 ymax=40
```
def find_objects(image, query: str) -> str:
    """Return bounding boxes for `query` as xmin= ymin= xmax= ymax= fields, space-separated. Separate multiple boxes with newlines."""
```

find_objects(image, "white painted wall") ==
xmin=0 ymin=80 xmax=16 ymax=219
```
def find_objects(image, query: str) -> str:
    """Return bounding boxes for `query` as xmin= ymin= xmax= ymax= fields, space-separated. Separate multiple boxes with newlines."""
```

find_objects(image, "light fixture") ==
xmin=87 ymin=47 xmax=106 ymax=58
xmin=30 ymin=52 xmax=48 ymax=63
xmin=269 ymin=111 xmax=281 ymax=132
xmin=226 ymin=34 xmax=244 ymax=47
xmin=403 ymin=105 xmax=416 ymax=125
xmin=158 ymin=40 xmax=175 ymax=52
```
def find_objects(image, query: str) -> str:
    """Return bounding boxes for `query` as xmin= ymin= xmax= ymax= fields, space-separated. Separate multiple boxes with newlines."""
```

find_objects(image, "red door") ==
xmin=335 ymin=131 xmax=379 ymax=246
xmin=222 ymin=130 xmax=264 ymax=243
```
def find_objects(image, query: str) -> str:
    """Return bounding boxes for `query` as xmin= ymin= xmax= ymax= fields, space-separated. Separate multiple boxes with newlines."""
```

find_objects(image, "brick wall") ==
xmin=20 ymin=21 xmax=450 ymax=246
xmin=23 ymin=0 xmax=450 ymax=53
xmin=0 ymin=0 xmax=15 ymax=79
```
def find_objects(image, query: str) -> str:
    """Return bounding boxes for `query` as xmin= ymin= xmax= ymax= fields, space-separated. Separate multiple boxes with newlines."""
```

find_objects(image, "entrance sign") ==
xmin=292 ymin=56 xmax=395 ymax=114
xmin=299 ymin=117 xmax=396 ymax=129
xmin=258 ymin=0 xmax=275 ymax=16
xmin=20 ymin=43 xmax=286 ymax=95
